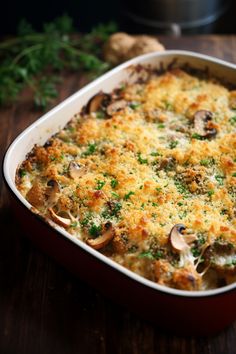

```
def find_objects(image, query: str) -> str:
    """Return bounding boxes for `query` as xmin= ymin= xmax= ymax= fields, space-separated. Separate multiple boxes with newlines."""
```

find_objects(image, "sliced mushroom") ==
xmin=87 ymin=222 xmax=114 ymax=250
xmin=106 ymin=99 xmax=127 ymax=116
xmin=86 ymin=91 xmax=111 ymax=114
xmin=193 ymin=110 xmax=217 ymax=139
xmin=45 ymin=179 xmax=60 ymax=205
xmin=48 ymin=207 xmax=71 ymax=228
xmin=68 ymin=161 xmax=86 ymax=179
xmin=204 ymin=240 xmax=236 ymax=274
xmin=169 ymin=224 xmax=189 ymax=252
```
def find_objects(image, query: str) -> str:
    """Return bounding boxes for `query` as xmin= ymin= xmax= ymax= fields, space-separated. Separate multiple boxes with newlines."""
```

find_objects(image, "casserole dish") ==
xmin=3 ymin=50 xmax=236 ymax=335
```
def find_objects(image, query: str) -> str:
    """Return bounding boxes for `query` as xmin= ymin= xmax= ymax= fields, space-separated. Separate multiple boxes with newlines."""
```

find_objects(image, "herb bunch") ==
xmin=0 ymin=15 xmax=117 ymax=109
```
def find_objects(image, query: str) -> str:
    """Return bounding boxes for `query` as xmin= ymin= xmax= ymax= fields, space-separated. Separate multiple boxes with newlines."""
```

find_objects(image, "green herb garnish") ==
xmin=215 ymin=175 xmax=225 ymax=186
xmin=111 ymin=191 xmax=119 ymax=199
xmin=130 ymin=102 xmax=141 ymax=110
xmin=82 ymin=143 xmax=97 ymax=156
xmin=208 ymin=189 xmax=214 ymax=197
xmin=150 ymin=151 xmax=161 ymax=157
xmin=124 ymin=191 xmax=135 ymax=200
xmin=137 ymin=152 xmax=148 ymax=164
xmin=192 ymin=133 xmax=203 ymax=140
xmin=200 ymin=158 xmax=215 ymax=166
xmin=158 ymin=123 xmax=165 ymax=129
xmin=89 ymin=223 xmax=102 ymax=238
xmin=110 ymin=178 xmax=118 ymax=188
xmin=96 ymin=180 xmax=106 ymax=190
xmin=19 ymin=169 xmax=27 ymax=177
xmin=164 ymin=101 xmax=173 ymax=111
xmin=230 ymin=116 xmax=236 ymax=124
xmin=96 ymin=110 xmax=106 ymax=119
xmin=169 ymin=141 xmax=178 ymax=149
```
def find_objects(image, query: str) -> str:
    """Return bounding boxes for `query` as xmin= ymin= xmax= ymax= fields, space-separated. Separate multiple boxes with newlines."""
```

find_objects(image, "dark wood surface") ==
xmin=1 ymin=36 xmax=236 ymax=354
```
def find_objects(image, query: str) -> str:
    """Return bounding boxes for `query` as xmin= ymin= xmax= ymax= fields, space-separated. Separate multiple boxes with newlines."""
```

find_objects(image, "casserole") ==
xmin=3 ymin=50 xmax=236 ymax=335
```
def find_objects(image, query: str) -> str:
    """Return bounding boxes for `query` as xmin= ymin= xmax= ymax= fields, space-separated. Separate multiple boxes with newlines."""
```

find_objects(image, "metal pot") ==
xmin=123 ymin=0 xmax=230 ymax=34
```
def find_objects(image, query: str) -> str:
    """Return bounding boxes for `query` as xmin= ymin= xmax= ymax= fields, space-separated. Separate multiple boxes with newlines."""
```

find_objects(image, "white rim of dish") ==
xmin=3 ymin=50 xmax=236 ymax=298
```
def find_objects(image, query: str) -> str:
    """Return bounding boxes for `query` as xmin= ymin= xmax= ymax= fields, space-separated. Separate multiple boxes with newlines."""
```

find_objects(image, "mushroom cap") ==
xmin=169 ymin=224 xmax=189 ymax=252
xmin=45 ymin=179 xmax=60 ymax=205
xmin=87 ymin=222 xmax=114 ymax=250
xmin=69 ymin=161 xmax=86 ymax=179
xmin=193 ymin=110 xmax=217 ymax=139
xmin=103 ymin=32 xmax=136 ymax=65
xmin=86 ymin=91 xmax=111 ymax=114
xmin=48 ymin=207 xmax=71 ymax=228
xmin=106 ymin=99 xmax=127 ymax=116
xmin=127 ymin=36 xmax=165 ymax=59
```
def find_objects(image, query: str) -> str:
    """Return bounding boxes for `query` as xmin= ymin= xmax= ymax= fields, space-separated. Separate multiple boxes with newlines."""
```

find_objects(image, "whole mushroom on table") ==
xmin=103 ymin=32 xmax=165 ymax=65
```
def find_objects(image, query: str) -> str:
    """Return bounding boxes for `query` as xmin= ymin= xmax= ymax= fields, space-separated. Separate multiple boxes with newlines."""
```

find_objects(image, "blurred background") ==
xmin=1 ymin=0 xmax=236 ymax=35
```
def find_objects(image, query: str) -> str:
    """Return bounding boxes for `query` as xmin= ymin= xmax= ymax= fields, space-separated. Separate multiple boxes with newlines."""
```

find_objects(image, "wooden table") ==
xmin=1 ymin=36 xmax=236 ymax=354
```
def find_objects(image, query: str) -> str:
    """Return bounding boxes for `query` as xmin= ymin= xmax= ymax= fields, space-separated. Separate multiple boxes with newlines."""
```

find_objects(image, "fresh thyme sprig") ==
xmin=0 ymin=15 xmax=117 ymax=109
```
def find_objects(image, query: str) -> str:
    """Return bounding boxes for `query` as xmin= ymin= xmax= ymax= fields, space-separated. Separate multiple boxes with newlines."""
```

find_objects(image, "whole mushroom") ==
xmin=103 ymin=32 xmax=165 ymax=65
xmin=126 ymin=35 xmax=165 ymax=60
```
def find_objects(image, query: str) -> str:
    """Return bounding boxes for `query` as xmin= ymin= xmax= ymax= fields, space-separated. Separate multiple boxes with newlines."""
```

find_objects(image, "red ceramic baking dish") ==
xmin=3 ymin=50 xmax=236 ymax=335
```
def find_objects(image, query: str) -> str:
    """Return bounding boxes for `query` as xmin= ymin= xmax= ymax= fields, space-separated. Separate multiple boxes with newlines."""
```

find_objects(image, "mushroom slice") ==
xmin=204 ymin=240 xmax=236 ymax=274
xmin=87 ymin=222 xmax=114 ymax=250
xmin=193 ymin=110 xmax=217 ymax=139
xmin=45 ymin=179 xmax=60 ymax=205
xmin=68 ymin=161 xmax=86 ymax=179
xmin=86 ymin=91 xmax=111 ymax=114
xmin=106 ymin=99 xmax=127 ymax=116
xmin=169 ymin=224 xmax=189 ymax=252
xmin=48 ymin=207 xmax=71 ymax=228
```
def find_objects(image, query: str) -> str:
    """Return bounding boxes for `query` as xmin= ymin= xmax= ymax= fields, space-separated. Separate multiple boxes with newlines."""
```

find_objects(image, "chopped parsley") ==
xmin=124 ymin=191 xmax=135 ymax=200
xmin=232 ymin=172 xmax=236 ymax=177
xmin=103 ymin=201 xmax=122 ymax=218
xmin=230 ymin=116 xmax=236 ymax=124
xmin=96 ymin=110 xmax=106 ymax=119
xmin=191 ymin=133 xmax=203 ymax=140
xmin=96 ymin=180 xmax=106 ymax=190
xmin=49 ymin=155 xmax=57 ymax=161
xmin=169 ymin=140 xmax=178 ymax=149
xmin=208 ymin=189 xmax=215 ymax=197
xmin=82 ymin=143 xmax=97 ymax=156
xmin=215 ymin=175 xmax=225 ymax=186
xmin=200 ymin=158 xmax=215 ymax=167
xmin=174 ymin=179 xmax=189 ymax=197
xmin=111 ymin=191 xmax=119 ymax=199
xmin=139 ymin=250 xmax=164 ymax=260
xmin=89 ymin=223 xmax=102 ymax=238
xmin=137 ymin=152 xmax=148 ymax=164
xmin=138 ymin=251 xmax=154 ymax=260
xmin=158 ymin=123 xmax=165 ymax=129
xmin=130 ymin=102 xmax=141 ymax=110
xmin=110 ymin=178 xmax=118 ymax=188
xmin=164 ymin=101 xmax=173 ymax=111
xmin=150 ymin=151 xmax=161 ymax=157
xmin=19 ymin=169 xmax=27 ymax=177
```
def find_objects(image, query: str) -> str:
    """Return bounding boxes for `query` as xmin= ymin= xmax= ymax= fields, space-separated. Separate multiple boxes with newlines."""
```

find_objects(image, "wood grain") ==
xmin=1 ymin=36 xmax=236 ymax=354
